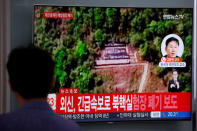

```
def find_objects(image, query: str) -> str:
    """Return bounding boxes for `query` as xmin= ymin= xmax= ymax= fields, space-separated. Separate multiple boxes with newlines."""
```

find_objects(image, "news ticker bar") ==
xmin=48 ymin=92 xmax=191 ymax=114
xmin=59 ymin=111 xmax=191 ymax=122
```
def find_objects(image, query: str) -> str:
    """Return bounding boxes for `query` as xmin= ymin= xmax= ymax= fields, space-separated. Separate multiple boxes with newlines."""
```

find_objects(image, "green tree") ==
xmin=94 ymin=8 xmax=105 ymax=29
xmin=106 ymin=8 xmax=118 ymax=29
xmin=94 ymin=29 xmax=107 ymax=47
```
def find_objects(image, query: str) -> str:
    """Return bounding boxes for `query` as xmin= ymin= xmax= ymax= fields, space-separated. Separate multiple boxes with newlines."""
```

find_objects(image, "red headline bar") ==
xmin=54 ymin=92 xmax=191 ymax=114
xmin=43 ymin=12 xmax=74 ymax=19
xmin=161 ymin=57 xmax=182 ymax=62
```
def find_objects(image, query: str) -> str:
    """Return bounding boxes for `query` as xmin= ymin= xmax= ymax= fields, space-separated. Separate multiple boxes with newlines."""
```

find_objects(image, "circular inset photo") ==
xmin=161 ymin=34 xmax=184 ymax=57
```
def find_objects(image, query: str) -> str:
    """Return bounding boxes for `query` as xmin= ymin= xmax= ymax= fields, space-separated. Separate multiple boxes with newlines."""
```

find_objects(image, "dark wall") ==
xmin=10 ymin=0 xmax=194 ymax=131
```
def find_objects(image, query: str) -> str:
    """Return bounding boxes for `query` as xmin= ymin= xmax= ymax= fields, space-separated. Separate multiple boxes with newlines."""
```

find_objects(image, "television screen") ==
xmin=34 ymin=5 xmax=192 ymax=122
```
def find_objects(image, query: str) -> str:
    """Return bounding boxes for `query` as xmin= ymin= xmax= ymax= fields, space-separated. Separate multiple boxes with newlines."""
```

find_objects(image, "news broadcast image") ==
xmin=34 ymin=6 xmax=192 ymax=121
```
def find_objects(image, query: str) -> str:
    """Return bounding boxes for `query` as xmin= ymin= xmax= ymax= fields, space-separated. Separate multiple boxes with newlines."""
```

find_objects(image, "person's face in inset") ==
xmin=172 ymin=71 xmax=178 ymax=80
xmin=165 ymin=41 xmax=179 ymax=57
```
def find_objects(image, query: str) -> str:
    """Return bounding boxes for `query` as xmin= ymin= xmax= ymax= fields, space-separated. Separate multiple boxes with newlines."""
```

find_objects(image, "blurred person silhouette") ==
xmin=168 ymin=70 xmax=182 ymax=92
xmin=0 ymin=46 xmax=80 ymax=131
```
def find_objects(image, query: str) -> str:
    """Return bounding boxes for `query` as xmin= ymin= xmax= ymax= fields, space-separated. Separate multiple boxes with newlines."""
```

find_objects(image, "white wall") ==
xmin=0 ymin=0 xmax=10 ymax=114
xmin=0 ymin=0 xmax=4 ymax=114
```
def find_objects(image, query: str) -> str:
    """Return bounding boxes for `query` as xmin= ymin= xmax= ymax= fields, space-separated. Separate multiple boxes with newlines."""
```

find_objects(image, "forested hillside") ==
xmin=34 ymin=6 xmax=192 ymax=93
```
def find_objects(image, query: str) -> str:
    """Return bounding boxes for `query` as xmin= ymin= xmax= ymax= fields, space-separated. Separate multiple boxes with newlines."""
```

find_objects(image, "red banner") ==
xmin=54 ymin=92 xmax=191 ymax=114
xmin=161 ymin=57 xmax=182 ymax=62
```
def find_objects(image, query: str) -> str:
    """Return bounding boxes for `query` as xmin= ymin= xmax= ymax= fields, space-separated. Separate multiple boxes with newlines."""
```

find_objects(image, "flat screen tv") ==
xmin=34 ymin=5 xmax=193 ymax=122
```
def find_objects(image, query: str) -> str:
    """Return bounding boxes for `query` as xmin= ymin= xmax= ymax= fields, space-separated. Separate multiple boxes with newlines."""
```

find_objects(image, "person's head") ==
xmin=7 ymin=46 xmax=55 ymax=100
xmin=172 ymin=70 xmax=178 ymax=80
xmin=165 ymin=37 xmax=179 ymax=57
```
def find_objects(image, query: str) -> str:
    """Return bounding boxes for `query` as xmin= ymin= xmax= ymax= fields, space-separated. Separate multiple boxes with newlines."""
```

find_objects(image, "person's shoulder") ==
xmin=0 ymin=102 xmax=81 ymax=131
xmin=0 ymin=111 xmax=19 ymax=121
xmin=0 ymin=112 xmax=20 ymax=130
xmin=0 ymin=112 xmax=80 ymax=131
xmin=56 ymin=116 xmax=81 ymax=131
xmin=44 ymin=114 xmax=80 ymax=131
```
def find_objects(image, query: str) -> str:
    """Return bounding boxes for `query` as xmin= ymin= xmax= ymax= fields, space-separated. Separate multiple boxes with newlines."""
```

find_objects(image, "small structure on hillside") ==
xmin=95 ymin=41 xmax=137 ymax=66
